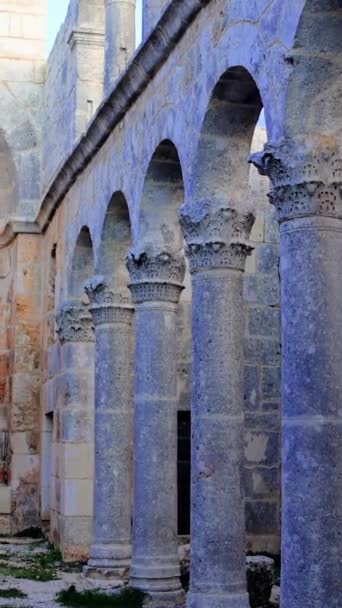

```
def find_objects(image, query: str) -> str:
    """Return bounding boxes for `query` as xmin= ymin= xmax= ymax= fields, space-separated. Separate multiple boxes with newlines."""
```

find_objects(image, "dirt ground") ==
xmin=0 ymin=537 xmax=122 ymax=607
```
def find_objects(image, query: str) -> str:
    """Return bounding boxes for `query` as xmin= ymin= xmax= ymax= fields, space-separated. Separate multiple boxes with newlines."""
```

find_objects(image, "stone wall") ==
xmin=42 ymin=0 xmax=105 ymax=190
xmin=38 ymin=208 xmax=95 ymax=560
xmin=0 ymin=0 xmax=46 ymax=221
xmin=242 ymin=129 xmax=281 ymax=554
xmin=0 ymin=243 xmax=13 ymax=533
xmin=244 ymin=210 xmax=281 ymax=554
xmin=9 ymin=234 xmax=43 ymax=533
xmin=0 ymin=0 xmax=46 ymax=532
xmin=0 ymin=233 xmax=47 ymax=536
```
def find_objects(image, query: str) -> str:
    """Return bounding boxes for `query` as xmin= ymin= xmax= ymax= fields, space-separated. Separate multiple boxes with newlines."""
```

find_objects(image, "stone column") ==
xmin=126 ymin=249 xmax=185 ymax=599
xmin=83 ymin=276 xmax=134 ymax=579
xmin=55 ymin=302 xmax=95 ymax=561
xmin=104 ymin=0 xmax=136 ymax=94
xmin=179 ymin=206 xmax=255 ymax=608
xmin=251 ymin=141 xmax=342 ymax=608
xmin=142 ymin=0 xmax=165 ymax=39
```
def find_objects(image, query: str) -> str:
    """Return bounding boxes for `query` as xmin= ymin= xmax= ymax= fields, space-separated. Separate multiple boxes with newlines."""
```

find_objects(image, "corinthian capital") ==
xmin=84 ymin=275 xmax=133 ymax=326
xmin=250 ymin=139 xmax=342 ymax=222
xmin=56 ymin=301 xmax=94 ymax=343
xmin=126 ymin=249 xmax=185 ymax=304
xmin=179 ymin=205 xmax=254 ymax=273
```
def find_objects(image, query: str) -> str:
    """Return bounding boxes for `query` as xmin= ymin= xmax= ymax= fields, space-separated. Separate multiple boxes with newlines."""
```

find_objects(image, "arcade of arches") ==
xmin=0 ymin=1 xmax=340 ymax=608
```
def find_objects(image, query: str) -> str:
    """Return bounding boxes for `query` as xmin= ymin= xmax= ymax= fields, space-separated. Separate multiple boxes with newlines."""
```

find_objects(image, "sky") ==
xmin=48 ymin=0 xmax=143 ymax=52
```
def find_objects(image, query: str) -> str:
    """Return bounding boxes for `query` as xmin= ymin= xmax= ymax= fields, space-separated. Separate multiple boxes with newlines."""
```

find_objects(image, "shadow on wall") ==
xmin=69 ymin=226 xmax=94 ymax=299
xmin=0 ymin=130 xmax=19 ymax=226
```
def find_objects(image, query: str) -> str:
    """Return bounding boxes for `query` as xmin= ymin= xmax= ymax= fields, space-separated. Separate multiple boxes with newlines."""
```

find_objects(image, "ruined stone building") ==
xmin=0 ymin=1 xmax=341 ymax=607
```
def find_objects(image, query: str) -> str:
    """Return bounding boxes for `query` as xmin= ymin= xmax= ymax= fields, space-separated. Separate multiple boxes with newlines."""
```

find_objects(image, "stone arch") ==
xmin=186 ymin=66 xmax=281 ymax=556
xmin=135 ymin=139 xmax=191 ymax=537
xmin=192 ymin=66 xmax=263 ymax=211
xmin=285 ymin=0 xmax=342 ymax=144
xmin=98 ymin=192 xmax=132 ymax=298
xmin=69 ymin=226 xmax=94 ymax=298
xmin=137 ymin=139 xmax=184 ymax=252
xmin=0 ymin=129 xmax=19 ymax=222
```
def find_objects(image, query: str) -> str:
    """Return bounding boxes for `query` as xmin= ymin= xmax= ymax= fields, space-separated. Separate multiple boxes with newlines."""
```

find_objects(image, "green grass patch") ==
xmin=0 ymin=588 xmax=28 ymax=599
xmin=32 ymin=545 xmax=63 ymax=568
xmin=0 ymin=563 xmax=58 ymax=581
xmin=0 ymin=606 xmax=32 ymax=608
xmin=56 ymin=586 xmax=145 ymax=607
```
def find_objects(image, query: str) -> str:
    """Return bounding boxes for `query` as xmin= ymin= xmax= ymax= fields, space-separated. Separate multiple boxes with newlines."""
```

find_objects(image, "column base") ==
xmin=130 ymin=555 xmax=182 ymax=593
xmin=187 ymin=591 xmax=250 ymax=608
xmin=83 ymin=543 xmax=131 ymax=580
xmin=144 ymin=589 xmax=185 ymax=607
xmin=83 ymin=564 xmax=128 ymax=580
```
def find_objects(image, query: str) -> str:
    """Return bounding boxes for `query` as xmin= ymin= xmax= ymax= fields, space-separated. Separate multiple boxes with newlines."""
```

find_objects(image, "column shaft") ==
xmin=280 ymin=216 xmax=342 ymax=608
xmin=250 ymin=142 xmax=342 ymax=608
xmin=180 ymin=206 xmax=254 ymax=608
xmin=84 ymin=277 xmax=134 ymax=579
xmin=188 ymin=269 xmax=249 ymax=608
xmin=130 ymin=301 xmax=180 ymax=591
xmin=127 ymin=249 xmax=185 ymax=598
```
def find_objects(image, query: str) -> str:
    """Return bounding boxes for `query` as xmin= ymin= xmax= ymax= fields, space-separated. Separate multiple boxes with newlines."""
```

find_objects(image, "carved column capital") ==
xmin=250 ymin=140 xmax=342 ymax=223
xmin=179 ymin=205 xmax=254 ymax=273
xmin=84 ymin=275 xmax=134 ymax=326
xmin=56 ymin=301 xmax=95 ymax=343
xmin=126 ymin=249 xmax=185 ymax=304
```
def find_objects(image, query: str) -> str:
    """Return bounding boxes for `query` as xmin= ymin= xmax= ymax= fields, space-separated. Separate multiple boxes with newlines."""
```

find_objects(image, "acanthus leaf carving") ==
xmin=179 ymin=205 xmax=254 ymax=273
xmin=126 ymin=249 xmax=185 ymax=304
xmin=249 ymin=140 xmax=342 ymax=223
xmin=84 ymin=275 xmax=133 ymax=326
xmin=56 ymin=301 xmax=95 ymax=343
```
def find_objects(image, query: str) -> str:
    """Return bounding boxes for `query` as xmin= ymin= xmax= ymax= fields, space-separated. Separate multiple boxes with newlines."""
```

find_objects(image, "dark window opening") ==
xmin=178 ymin=411 xmax=191 ymax=535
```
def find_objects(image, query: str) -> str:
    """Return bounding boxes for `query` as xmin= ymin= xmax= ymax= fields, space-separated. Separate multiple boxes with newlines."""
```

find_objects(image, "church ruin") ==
xmin=0 ymin=1 xmax=341 ymax=607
